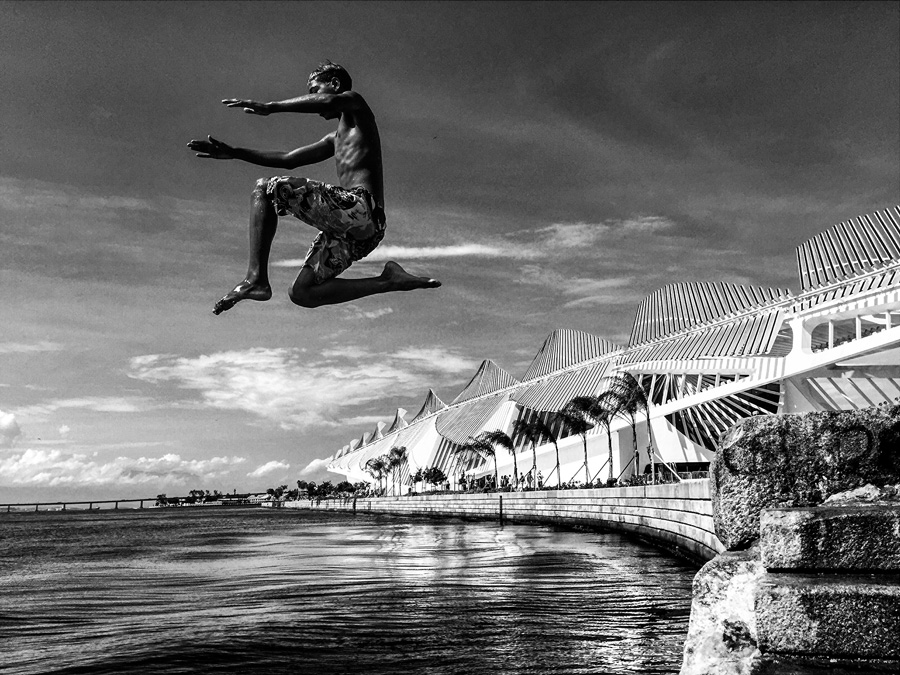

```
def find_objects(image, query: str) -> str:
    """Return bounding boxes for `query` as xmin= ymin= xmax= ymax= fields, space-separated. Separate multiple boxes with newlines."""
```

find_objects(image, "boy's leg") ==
xmin=289 ymin=261 xmax=440 ymax=308
xmin=213 ymin=179 xmax=277 ymax=315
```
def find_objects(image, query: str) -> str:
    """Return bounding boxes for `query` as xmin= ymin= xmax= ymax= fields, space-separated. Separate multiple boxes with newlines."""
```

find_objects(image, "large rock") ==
xmin=755 ymin=572 xmax=900 ymax=659
xmin=761 ymin=505 xmax=900 ymax=571
xmin=680 ymin=547 xmax=765 ymax=675
xmin=711 ymin=404 xmax=900 ymax=550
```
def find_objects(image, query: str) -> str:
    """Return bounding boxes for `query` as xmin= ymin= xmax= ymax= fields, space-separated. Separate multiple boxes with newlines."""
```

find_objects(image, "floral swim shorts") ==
xmin=266 ymin=177 xmax=386 ymax=284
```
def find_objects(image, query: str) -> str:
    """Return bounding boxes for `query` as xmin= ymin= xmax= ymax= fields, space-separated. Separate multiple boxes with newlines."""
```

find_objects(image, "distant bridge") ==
xmin=1 ymin=498 xmax=158 ymax=512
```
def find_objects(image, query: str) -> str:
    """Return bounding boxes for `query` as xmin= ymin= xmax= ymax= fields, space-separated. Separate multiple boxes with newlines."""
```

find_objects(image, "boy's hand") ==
xmin=222 ymin=99 xmax=270 ymax=115
xmin=187 ymin=135 xmax=235 ymax=159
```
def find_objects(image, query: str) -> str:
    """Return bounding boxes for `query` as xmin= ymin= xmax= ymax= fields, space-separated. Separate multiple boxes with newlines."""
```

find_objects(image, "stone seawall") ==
xmin=285 ymin=479 xmax=724 ymax=564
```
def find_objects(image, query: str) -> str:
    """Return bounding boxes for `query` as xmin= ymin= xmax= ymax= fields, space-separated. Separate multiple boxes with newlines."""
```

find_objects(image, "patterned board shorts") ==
xmin=266 ymin=177 xmax=386 ymax=284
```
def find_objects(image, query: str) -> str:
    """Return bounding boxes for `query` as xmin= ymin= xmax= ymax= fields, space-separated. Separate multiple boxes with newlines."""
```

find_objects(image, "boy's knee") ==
xmin=289 ymin=282 xmax=320 ymax=308
xmin=252 ymin=178 xmax=272 ymax=200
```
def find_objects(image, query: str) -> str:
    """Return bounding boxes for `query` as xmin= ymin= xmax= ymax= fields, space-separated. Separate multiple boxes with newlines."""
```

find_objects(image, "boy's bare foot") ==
xmin=212 ymin=281 xmax=273 ymax=315
xmin=381 ymin=261 xmax=441 ymax=291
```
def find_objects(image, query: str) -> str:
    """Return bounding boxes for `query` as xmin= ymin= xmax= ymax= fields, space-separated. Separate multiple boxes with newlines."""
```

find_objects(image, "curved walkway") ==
xmin=287 ymin=479 xmax=723 ymax=564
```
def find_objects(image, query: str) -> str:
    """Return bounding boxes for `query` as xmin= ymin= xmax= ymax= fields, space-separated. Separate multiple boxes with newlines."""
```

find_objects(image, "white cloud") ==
xmin=272 ymin=243 xmax=538 ymax=268
xmin=535 ymin=216 xmax=676 ymax=249
xmin=344 ymin=306 xmax=394 ymax=320
xmin=0 ymin=341 xmax=65 ymax=355
xmin=299 ymin=457 xmax=331 ymax=477
xmin=515 ymin=265 xmax=642 ymax=307
xmin=129 ymin=346 xmax=476 ymax=431
xmin=58 ymin=424 xmax=70 ymax=438
xmin=390 ymin=347 xmax=480 ymax=374
xmin=14 ymin=396 xmax=148 ymax=419
xmin=0 ymin=450 xmax=246 ymax=487
xmin=247 ymin=460 xmax=291 ymax=478
xmin=0 ymin=410 xmax=22 ymax=447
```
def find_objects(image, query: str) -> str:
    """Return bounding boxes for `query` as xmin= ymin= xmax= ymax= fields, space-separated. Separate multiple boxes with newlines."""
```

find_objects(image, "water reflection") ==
xmin=0 ymin=509 xmax=695 ymax=675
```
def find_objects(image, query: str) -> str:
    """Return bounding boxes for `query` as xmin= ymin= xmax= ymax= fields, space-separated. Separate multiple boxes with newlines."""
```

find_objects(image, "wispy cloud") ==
xmin=343 ymin=306 xmax=394 ymax=320
xmin=0 ymin=341 xmax=65 ymax=355
xmin=0 ymin=450 xmax=246 ymax=487
xmin=247 ymin=460 xmax=290 ymax=478
xmin=272 ymin=243 xmax=538 ymax=268
xmin=515 ymin=265 xmax=642 ymax=308
xmin=14 ymin=396 xmax=150 ymax=419
xmin=534 ymin=216 xmax=677 ymax=249
xmin=128 ymin=346 xmax=478 ymax=431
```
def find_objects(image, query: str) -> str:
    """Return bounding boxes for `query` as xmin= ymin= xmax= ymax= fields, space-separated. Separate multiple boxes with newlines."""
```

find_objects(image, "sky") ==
xmin=1 ymin=1 xmax=898 ymax=502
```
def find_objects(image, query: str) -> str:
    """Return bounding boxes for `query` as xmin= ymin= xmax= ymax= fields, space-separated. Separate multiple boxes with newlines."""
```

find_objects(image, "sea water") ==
xmin=0 ymin=508 xmax=696 ymax=674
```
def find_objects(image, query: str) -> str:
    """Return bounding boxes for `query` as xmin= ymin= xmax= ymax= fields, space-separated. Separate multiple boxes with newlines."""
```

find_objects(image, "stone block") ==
xmin=761 ymin=505 xmax=900 ymax=571
xmin=711 ymin=404 xmax=900 ymax=550
xmin=755 ymin=572 xmax=900 ymax=659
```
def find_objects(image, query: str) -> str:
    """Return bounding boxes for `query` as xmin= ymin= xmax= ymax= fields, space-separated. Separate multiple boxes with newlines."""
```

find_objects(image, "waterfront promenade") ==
xmin=286 ymin=479 xmax=723 ymax=564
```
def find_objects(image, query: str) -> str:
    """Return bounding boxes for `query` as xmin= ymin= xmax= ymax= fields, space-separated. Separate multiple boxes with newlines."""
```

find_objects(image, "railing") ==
xmin=1 ymin=498 xmax=158 ymax=513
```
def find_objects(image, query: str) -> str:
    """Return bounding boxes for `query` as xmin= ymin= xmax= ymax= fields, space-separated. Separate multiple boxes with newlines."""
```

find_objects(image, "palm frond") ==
xmin=479 ymin=429 xmax=514 ymax=452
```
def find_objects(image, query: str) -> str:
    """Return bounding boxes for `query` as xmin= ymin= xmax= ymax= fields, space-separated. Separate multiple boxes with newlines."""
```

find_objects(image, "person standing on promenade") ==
xmin=187 ymin=61 xmax=441 ymax=315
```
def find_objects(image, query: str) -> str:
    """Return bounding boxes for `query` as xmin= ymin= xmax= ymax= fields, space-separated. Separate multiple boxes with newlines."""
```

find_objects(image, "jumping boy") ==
xmin=187 ymin=61 xmax=440 ymax=315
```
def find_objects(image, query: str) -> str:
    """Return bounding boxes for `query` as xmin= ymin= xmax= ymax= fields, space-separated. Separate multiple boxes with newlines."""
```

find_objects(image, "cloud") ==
xmin=535 ymin=216 xmax=676 ymax=249
xmin=14 ymin=396 xmax=149 ymax=419
xmin=58 ymin=424 xmax=70 ymax=438
xmin=390 ymin=347 xmax=481 ymax=375
xmin=344 ymin=306 xmax=394 ymax=320
xmin=0 ymin=410 xmax=22 ymax=447
xmin=515 ymin=265 xmax=642 ymax=307
xmin=0 ymin=450 xmax=246 ymax=487
xmin=129 ymin=346 xmax=478 ymax=431
xmin=299 ymin=457 xmax=331 ymax=477
xmin=271 ymin=243 xmax=538 ymax=268
xmin=247 ymin=460 xmax=290 ymax=478
xmin=0 ymin=341 xmax=65 ymax=354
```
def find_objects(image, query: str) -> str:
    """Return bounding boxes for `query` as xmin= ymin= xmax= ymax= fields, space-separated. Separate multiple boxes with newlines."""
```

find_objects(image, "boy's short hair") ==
xmin=308 ymin=61 xmax=352 ymax=92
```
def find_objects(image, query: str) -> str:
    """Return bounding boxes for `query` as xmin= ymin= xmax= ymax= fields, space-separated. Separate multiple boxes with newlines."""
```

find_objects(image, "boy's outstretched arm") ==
xmin=222 ymin=91 xmax=362 ymax=116
xmin=187 ymin=133 xmax=335 ymax=169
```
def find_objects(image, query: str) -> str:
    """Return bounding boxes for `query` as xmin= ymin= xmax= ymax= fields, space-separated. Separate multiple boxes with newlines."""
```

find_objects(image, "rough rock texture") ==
xmin=679 ymin=547 xmax=765 ymax=675
xmin=750 ymin=655 xmax=900 ymax=674
xmin=761 ymin=505 xmax=900 ymax=570
xmin=711 ymin=404 xmax=900 ymax=550
xmin=755 ymin=572 xmax=900 ymax=659
xmin=824 ymin=483 xmax=900 ymax=506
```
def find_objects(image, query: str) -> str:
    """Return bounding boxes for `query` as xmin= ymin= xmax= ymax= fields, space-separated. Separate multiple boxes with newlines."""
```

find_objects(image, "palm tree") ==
xmin=602 ymin=373 xmax=652 ymax=480
xmin=556 ymin=397 xmax=596 ymax=485
xmin=512 ymin=416 xmax=558 ymax=488
xmin=455 ymin=436 xmax=498 ymax=490
xmin=481 ymin=430 xmax=517 ymax=489
xmin=581 ymin=396 xmax=616 ymax=484
xmin=388 ymin=446 xmax=407 ymax=496
xmin=365 ymin=456 xmax=388 ymax=496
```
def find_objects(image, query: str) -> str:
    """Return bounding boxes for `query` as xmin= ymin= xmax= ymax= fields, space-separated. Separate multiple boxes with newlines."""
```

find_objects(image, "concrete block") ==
xmin=712 ymin=404 xmax=900 ymax=550
xmin=755 ymin=572 xmax=900 ymax=659
xmin=761 ymin=506 xmax=900 ymax=571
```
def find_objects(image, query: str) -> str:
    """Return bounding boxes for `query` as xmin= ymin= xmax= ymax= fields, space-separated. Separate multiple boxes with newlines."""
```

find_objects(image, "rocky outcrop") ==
xmin=711 ymin=404 xmax=900 ymax=551
xmin=681 ymin=404 xmax=900 ymax=675
xmin=680 ymin=547 xmax=765 ymax=675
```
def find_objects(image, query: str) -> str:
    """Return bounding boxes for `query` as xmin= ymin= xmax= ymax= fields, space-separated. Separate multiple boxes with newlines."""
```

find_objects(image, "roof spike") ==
xmin=410 ymin=389 xmax=447 ymax=423
xmin=386 ymin=407 xmax=409 ymax=434
xmin=451 ymin=359 xmax=519 ymax=404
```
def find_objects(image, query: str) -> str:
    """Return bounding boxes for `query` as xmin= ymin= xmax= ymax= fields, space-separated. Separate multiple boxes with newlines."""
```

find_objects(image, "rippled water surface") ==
xmin=0 ymin=508 xmax=697 ymax=674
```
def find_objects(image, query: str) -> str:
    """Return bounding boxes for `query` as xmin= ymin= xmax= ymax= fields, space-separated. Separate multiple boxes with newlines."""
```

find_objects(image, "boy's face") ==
xmin=308 ymin=75 xmax=342 ymax=119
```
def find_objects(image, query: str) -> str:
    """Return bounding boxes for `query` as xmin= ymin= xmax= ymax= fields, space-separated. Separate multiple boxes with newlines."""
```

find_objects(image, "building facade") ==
xmin=326 ymin=207 xmax=900 ymax=492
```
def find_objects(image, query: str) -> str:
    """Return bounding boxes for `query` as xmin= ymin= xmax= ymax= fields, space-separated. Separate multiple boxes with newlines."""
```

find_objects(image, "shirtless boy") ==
xmin=187 ymin=61 xmax=440 ymax=315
